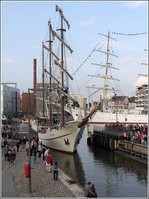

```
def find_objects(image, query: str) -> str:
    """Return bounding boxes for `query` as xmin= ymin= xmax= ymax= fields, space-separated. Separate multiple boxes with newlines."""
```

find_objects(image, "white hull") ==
xmin=88 ymin=111 xmax=148 ymax=131
xmin=31 ymin=120 xmax=85 ymax=153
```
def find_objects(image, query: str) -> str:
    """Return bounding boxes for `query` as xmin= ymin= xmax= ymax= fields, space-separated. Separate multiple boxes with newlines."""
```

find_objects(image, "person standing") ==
xmin=23 ymin=136 xmax=26 ymax=148
xmin=12 ymin=147 xmax=16 ymax=163
xmin=44 ymin=148 xmax=50 ymax=162
xmin=46 ymin=151 xmax=53 ymax=172
xmin=38 ymin=142 xmax=42 ymax=158
xmin=53 ymin=162 xmax=59 ymax=180
xmin=4 ymin=145 xmax=9 ymax=161
xmin=42 ymin=147 xmax=46 ymax=161
xmin=16 ymin=139 xmax=20 ymax=152
xmin=25 ymin=140 xmax=29 ymax=156
xmin=33 ymin=148 xmax=37 ymax=163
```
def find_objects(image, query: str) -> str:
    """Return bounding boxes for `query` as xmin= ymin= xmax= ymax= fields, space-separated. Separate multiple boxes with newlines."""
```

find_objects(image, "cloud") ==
xmin=2 ymin=57 xmax=19 ymax=64
xmin=79 ymin=17 xmax=95 ymax=27
xmin=125 ymin=1 xmax=147 ymax=9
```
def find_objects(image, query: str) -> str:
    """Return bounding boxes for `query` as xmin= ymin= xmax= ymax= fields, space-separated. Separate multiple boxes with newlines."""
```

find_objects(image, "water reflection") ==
xmin=77 ymin=130 xmax=147 ymax=197
xmin=89 ymin=145 xmax=147 ymax=184
xmin=50 ymin=149 xmax=85 ymax=186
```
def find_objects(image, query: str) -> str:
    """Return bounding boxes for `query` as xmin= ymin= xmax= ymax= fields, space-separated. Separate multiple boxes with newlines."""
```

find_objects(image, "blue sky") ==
xmin=1 ymin=1 xmax=148 ymax=100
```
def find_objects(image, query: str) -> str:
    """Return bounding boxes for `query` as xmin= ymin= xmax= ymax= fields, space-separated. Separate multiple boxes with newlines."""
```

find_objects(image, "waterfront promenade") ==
xmin=2 ymin=140 xmax=84 ymax=197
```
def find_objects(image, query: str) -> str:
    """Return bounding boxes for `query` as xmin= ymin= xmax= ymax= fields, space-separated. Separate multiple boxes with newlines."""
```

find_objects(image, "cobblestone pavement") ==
xmin=2 ymin=144 xmax=75 ymax=197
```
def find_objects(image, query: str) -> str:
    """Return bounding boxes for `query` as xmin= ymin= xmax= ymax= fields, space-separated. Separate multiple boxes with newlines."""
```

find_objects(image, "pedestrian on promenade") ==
xmin=44 ymin=148 xmax=50 ymax=162
xmin=84 ymin=181 xmax=96 ymax=197
xmin=90 ymin=184 xmax=97 ymax=197
xmin=16 ymin=139 xmax=20 ymax=152
xmin=25 ymin=140 xmax=29 ymax=156
xmin=33 ymin=148 xmax=37 ymax=163
xmin=31 ymin=138 xmax=37 ymax=156
xmin=3 ymin=139 xmax=8 ymax=147
xmin=46 ymin=151 xmax=53 ymax=172
xmin=38 ymin=142 xmax=42 ymax=158
xmin=30 ymin=137 xmax=37 ymax=163
xmin=11 ymin=147 xmax=16 ymax=163
xmin=23 ymin=136 xmax=26 ymax=148
xmin=8 ymin=147 xmax=13 ymax=163
xmin=53 ymin=161 xmax=59 ymax=180
xmin=4 ymin=145 xmax=9 ymax=161
xmin=42 ymin=146 xmax=46 ymax=161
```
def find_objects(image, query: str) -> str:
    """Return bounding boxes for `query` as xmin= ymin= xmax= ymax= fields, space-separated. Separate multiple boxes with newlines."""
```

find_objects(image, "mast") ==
xmin=88 ymin=32 xmax=118 ymax=111
xmin=48 ymin=20 xmax=53 ymax=129
xmin=103 ymin=32 xmax=110 ymax=110
xmin=56 ymin=5 xmax=70 ymax=127
xmin=42 ymin=41 xmax=45 ymax=116
xmin=59 ymin=7 xmax=64 ymax=126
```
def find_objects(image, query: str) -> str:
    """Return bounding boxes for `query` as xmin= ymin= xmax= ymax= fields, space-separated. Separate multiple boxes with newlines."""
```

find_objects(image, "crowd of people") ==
xmin=3 ymin=136 xmax=59 ymax=181
xmin=122 ymin=124 xmax=148 ymax=145
xmin=106 ymin=124 xmax=148 ymax=146
xmin=4 ymin=144 xmax=16 ymax=163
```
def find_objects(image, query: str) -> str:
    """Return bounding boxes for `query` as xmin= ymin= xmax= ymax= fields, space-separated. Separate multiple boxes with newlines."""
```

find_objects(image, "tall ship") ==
xmin=85 ymin=32 xmax=148 ymax=131
xmin=31 ymin=5 xmax=85 ymax=153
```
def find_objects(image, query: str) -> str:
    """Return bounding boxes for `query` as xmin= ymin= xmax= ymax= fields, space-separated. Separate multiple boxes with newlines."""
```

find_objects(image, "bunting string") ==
xmin=112 ymin=32 xmax=148 ymax=36
xmin=72 ymin=42 xmax=103 ymax=76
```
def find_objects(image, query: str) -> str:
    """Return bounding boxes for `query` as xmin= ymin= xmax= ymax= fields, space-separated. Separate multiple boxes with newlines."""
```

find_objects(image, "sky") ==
xmin=1 ymin=1 xmax=148 ymax=101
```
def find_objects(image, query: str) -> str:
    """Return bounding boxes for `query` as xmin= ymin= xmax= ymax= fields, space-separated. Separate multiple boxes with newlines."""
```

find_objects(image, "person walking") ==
xmin=53 ymin=162 xmax=59 ymax=180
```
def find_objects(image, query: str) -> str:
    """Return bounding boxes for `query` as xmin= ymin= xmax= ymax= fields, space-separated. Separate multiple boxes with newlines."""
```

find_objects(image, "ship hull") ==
xmin=31 ymin=121 xmax=85 ymax=153
xmin=88 ymin=111 xmax=148 ymax=131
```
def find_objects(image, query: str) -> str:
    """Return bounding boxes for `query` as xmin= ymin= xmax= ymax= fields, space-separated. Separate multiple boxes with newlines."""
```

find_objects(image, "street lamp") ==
xmin=27 ymin=87 xmax=44 ymax=193
xmin=28 ymin=88 xmax=33 ymax=193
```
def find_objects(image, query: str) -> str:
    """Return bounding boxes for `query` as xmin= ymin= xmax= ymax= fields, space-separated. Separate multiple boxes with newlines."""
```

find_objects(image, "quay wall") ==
xmin=89 ymin=131 xmax=148 ymax=164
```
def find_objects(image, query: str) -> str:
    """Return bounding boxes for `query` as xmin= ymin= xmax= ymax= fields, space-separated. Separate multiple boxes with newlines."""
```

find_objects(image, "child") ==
xmin=53 ymin=162 xmax=58 ymax=180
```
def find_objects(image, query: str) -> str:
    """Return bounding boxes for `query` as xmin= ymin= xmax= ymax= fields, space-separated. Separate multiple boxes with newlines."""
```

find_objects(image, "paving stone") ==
xmin=2 ymin=144 xmax=75 ymax=197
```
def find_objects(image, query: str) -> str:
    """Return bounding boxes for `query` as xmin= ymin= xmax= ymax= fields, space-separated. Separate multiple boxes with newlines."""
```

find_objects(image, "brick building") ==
xmin=21 ymin=93 xmax=35 ymax=115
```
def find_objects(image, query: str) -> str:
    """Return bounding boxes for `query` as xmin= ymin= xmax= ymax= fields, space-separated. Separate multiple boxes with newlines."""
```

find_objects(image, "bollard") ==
xmin=24 ymin=162 xmax=30 ymax=178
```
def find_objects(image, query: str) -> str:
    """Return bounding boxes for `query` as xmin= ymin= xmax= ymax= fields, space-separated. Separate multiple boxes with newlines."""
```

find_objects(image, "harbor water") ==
xmin=50 ymin=127 xmax=147 ymax=197
xmin=12 ymin=123 xmax=147 ymax=197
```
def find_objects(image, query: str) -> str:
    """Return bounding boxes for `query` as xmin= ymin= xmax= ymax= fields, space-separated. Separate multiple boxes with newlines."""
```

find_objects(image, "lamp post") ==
xmin=27 ymin=87 xmax=44 ymax=193
xmin=28 ymin=88 xmax=32 ymax=193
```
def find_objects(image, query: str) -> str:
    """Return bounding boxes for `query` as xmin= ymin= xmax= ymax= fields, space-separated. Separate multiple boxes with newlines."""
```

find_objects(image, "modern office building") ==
xmin=1 ymin=83 xmax=20 ymax=116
